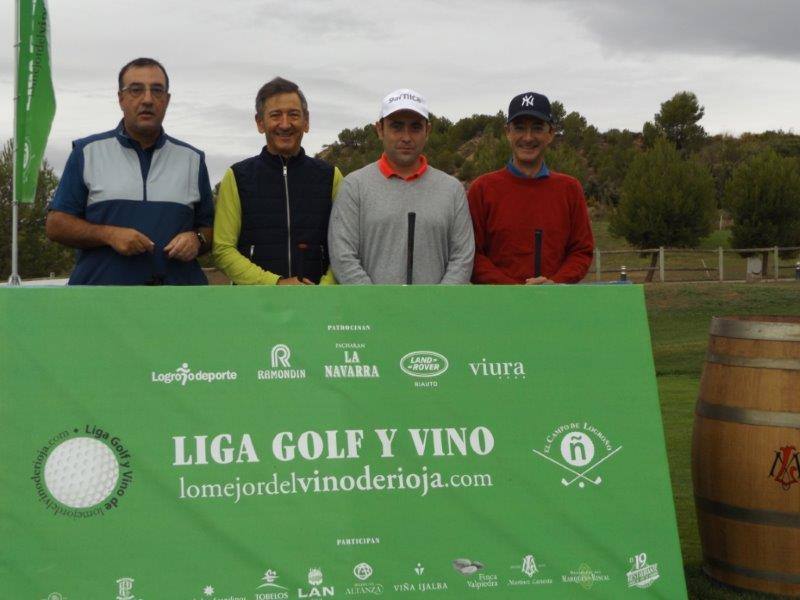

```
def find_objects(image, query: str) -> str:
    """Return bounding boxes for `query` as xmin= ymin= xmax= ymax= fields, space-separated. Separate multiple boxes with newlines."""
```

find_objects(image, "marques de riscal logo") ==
xmin=151 ymin=362 xmax=237 ymax=385
xmin=626 ymin=552 xmax=660 ymax=589
xmin=533 ymin=422 xmax=622 ymax=489
xmin=468 ymin=358 xmax=526 ymax=380
xmin=258 ymin=344 xmax=306 ymax=381
xmin=32 ymin=426 xmax=133 ymax=518
xmin=562 ymin=564 xmax=610 ymax=589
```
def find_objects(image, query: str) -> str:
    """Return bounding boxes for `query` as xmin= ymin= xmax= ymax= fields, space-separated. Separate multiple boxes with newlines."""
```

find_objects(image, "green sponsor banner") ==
xmin=0 ymin=286 xmax=686 ymax=599
xmin=15 ymin=0 xmax=56 ymax=204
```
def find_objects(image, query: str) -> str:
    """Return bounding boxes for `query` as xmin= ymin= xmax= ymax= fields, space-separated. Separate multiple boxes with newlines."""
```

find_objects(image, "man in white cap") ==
xmin=328 ymin=89 xmax=474 ymax=284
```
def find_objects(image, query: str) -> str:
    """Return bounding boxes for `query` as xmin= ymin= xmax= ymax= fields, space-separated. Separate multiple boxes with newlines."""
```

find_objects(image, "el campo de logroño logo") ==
xmin=533 ymin=421 xmax=622 ymax=489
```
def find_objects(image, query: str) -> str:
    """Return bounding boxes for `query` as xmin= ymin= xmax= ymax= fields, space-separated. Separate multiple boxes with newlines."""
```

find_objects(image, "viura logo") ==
xmin=400 ymin=351 xmax=449 ymax=388
xmin=468 ymin=358 xmax=526 ymax=380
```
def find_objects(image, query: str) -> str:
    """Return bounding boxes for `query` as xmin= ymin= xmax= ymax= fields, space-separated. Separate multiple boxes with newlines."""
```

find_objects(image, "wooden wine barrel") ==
xmin=693 ymin=315 xmax=800 ymax=596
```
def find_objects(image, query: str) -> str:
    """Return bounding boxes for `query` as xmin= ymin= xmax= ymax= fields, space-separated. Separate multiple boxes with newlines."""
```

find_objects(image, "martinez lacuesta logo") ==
xmin=533 ymin=422 xmax=622 ymax=489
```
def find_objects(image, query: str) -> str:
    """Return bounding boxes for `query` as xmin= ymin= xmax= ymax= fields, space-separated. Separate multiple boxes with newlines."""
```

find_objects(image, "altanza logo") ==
xmin=151 ymin=362 xmax=238 ymax=385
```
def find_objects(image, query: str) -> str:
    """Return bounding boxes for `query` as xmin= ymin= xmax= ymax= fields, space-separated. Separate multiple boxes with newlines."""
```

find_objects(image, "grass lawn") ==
xmin=645 ymin=282 xmax=800 ymax=599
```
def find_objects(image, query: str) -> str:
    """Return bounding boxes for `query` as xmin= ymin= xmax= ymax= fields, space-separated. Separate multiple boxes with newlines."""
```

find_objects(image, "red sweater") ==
xmin=467 ymin=168 xmax=594 ymax=284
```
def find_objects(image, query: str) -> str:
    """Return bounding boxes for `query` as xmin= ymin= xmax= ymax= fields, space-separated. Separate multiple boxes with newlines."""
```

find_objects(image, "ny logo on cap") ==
xmin=521 ymin=95 xmax=536 ymax=107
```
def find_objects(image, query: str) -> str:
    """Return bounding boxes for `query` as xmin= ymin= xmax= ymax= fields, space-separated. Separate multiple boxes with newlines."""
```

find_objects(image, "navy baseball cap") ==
xmin=507 ymin=92 xmax=553 ymax=124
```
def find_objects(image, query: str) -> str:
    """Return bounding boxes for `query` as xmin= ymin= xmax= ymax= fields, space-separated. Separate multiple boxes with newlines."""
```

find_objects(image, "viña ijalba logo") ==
xmin=533 ymin=422 xmax=622 ymax=489
xmin=770 ymin=445 xmax=800 ymax=490
xmin=151 ymin=362 xmax=237 ymax=385
xmin=258 ymin=344 xmax=306 ymax=380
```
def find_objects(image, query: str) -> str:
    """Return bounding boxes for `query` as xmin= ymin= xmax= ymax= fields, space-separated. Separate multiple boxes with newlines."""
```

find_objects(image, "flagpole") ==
xmin=9 ymin=0 xmax=21 ymax=286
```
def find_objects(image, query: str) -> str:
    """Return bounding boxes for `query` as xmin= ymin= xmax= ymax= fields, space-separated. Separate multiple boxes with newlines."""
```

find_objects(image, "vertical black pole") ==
xmin=533 ymin=229 xmax=543 ymax=278
xmin=407 ymin=212 xmax=416 ymax=285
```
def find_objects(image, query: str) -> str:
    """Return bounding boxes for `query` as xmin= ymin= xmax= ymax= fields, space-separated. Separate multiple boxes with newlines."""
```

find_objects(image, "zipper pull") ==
xmin=283 ymin=165 xmax=287 ymax=176
xmin=249 ymin=245 xmax=255 ymax=260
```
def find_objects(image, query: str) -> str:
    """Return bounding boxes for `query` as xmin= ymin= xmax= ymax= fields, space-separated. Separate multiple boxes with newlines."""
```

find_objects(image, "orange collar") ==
xmin=378 ymin=153 xmax=428 ymax=181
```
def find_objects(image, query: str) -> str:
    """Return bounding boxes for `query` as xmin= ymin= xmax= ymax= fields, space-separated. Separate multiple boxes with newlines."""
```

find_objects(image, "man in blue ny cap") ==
xmin=467 ymin=91 xmax=594 ymax=285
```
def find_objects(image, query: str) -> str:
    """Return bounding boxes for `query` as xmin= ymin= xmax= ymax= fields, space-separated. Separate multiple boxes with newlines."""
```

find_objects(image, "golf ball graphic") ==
xmin=44 ymin=437 xmax=119 ymax=508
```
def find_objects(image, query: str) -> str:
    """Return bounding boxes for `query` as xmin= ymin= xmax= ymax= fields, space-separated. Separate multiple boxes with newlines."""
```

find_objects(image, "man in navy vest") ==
xmin=213 ymin=77 xmax=342 ymax=285
xmin=46 ymin=57 xmax=214 ymax=285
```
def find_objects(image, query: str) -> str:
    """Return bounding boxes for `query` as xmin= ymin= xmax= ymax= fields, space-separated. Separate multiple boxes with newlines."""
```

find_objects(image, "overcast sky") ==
xmin=2 ymin=0 xmax=798 ymax=184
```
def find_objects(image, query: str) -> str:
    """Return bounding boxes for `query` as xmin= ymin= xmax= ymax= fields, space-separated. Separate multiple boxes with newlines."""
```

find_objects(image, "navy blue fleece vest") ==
xmin=232 ymin=147 xmax=334 ymax=283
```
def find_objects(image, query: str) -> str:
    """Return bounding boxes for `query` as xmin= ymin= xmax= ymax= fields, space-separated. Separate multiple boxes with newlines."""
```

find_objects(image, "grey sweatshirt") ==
xmin=328 ymin=162 xmax=475 ymax=284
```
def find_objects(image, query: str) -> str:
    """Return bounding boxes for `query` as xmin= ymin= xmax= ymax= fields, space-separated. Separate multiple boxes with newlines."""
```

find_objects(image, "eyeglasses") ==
xmin=120 ymin=84 xmax=168 ymax=100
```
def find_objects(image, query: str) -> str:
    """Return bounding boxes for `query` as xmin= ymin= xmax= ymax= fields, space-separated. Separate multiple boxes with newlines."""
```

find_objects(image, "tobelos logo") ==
xmin=533 ymin=422 xmax=622 ymax=489
xmin=400 ymin=351 xmax=449 ymax=378
xmin=151 ymin=362 xmax=238 ymax=385
xmin=32 ymin=426 xmax=133 ymax=517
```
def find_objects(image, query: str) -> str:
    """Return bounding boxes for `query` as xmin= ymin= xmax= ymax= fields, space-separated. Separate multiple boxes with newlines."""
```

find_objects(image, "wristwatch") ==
xmin=195 ymin=230 xmax=207 ymax=248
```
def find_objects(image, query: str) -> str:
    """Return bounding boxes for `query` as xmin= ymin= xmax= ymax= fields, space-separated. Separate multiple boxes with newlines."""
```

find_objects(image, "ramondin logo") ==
xmin=151 ymin=362 xmax=238 ymax=385
xmin=32 ymin=426 xmax=133 ymax=518
xmin=258 ymin=344 xmax=307 ymax=381
xmin=533 ymin=422 xmax=622 ymax=489
xmin=400 ymin=351 xmax=449 ymax=378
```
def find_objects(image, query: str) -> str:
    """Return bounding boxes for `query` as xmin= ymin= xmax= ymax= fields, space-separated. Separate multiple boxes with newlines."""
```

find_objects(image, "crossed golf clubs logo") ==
xmin=533 ymin=430 xmax=622 ymax=488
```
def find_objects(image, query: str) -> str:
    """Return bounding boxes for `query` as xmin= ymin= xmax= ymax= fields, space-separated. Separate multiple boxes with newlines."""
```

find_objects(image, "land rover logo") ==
xmin=400 ymin=351 xmax=449 ymax=378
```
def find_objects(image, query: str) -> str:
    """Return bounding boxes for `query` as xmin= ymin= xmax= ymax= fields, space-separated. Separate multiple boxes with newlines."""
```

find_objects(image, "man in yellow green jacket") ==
xmin=213 ymin=77 xmax=342 ymax=285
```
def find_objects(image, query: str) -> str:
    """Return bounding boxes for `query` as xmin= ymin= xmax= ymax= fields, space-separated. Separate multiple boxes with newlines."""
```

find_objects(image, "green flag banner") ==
xmin=0 ymin=286 xmax=687 ymax=599
xmin=14 ymin=0 xmax=56 ymax=204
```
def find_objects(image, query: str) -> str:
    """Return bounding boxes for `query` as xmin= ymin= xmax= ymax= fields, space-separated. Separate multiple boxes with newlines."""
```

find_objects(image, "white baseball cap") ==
xmin=379 ymin=88 xmax=429 ymax=119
